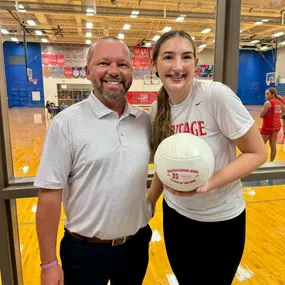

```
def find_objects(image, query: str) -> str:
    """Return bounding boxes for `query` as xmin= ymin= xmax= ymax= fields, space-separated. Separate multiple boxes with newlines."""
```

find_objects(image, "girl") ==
xmin=147 ymin=30 xmax=267 ymax=285
xmin=260 ymin=87 xmax=284 ymax=161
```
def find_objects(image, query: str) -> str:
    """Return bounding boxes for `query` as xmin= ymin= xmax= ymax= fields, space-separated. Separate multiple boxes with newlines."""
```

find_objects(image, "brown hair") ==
xmin=151 ymin=30 xmax=197 ymax=154
xmin=267 ymin=87 xmax=284 ymax=104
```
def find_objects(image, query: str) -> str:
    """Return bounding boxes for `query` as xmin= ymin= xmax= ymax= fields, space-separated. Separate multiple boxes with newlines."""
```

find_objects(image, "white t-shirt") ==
xmin=34 ymin=93 xmax=153 ymax=239
xmin=150 ymin=79 xmax=254 ymax=222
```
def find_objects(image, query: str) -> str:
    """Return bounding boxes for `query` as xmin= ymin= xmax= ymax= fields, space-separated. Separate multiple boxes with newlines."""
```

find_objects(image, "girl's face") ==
xmin=153 ymin=36 xmax=196 ymax=96
xmin=265 ymin=90 xmax=273 ymax=100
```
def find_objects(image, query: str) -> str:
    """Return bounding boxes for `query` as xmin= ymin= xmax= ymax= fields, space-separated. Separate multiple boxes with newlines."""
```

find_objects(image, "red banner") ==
xmin=49 ymin=54 xmax=57 ymax=66
xmin=64 ymin=67 xmax=73 ymax=78
xmin=132 ymin=47 xmax=153 ymax=69
xmin=42 ymin=54 xmax=50 ymax=66
xmin=56 ymin=54 xmax=65 ymax=66
xmin=126 ymin=91 xmax=157 ymax=105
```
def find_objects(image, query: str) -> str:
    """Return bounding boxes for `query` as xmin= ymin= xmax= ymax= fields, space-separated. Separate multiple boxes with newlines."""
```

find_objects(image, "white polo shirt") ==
xmin=150 ymin=79 xmax=254 ymax=222
xmin=34 ymin=92 xmax=152 ymax=239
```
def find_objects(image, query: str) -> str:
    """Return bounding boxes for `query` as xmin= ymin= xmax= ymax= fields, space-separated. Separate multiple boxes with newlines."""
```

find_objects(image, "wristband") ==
xmin=40 ymin=260 xmax=58 ymax=270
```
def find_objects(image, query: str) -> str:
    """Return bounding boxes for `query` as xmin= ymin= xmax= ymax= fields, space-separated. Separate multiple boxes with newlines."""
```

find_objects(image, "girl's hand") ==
xmin=164 ymin=181 xmax=209 ymax=197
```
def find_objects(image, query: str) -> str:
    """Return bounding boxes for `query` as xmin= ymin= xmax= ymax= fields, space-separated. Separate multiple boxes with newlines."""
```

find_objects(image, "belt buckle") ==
xmin=112 ymin=236 xmax=127 ymax=246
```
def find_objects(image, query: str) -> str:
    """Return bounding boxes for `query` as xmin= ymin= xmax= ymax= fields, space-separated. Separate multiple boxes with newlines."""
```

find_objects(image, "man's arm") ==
xmin=36 ymin=188 xmax=62 ymax=265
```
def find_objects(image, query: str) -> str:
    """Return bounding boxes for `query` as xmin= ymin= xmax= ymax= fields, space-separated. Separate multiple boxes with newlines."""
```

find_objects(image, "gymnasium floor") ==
xmin=1 ymin=105 xmax=285 ymax=285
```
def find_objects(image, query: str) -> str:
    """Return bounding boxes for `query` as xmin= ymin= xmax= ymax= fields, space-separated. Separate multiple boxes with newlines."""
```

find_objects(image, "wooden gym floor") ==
xmin=1 ymin=105 xmax=285 ymax=285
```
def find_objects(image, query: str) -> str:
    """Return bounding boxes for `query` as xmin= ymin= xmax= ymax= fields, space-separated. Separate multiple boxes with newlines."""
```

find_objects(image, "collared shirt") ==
xmin=34 ymin=92 xmax=152 ymax=239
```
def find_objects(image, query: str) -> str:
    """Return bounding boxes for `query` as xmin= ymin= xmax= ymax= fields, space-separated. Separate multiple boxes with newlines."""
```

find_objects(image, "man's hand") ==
xmin=41 ymin=264 xmax=63 ymax=285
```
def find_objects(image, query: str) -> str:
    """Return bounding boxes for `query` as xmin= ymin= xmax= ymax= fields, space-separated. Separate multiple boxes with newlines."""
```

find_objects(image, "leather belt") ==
xmin=65 ymin=228 xmax=133 ymax=246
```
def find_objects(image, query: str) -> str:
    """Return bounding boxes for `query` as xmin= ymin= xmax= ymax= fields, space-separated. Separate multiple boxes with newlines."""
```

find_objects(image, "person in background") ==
xmin=147 ymin=30 xmax=267 ymax=285
xmin=260 ymin=87 xmax=284 ymax=161
xmin=35 ymin=36 xmax=153 ymax=285
xmin=281 ymin=94 xmax=285 ymax=137
xmin=45 ymin=100 xmax=51 ymax=114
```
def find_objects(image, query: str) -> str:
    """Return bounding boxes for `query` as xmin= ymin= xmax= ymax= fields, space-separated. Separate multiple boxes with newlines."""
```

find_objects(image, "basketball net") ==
xmin=29 ymin=77 xmax=38 ymax=85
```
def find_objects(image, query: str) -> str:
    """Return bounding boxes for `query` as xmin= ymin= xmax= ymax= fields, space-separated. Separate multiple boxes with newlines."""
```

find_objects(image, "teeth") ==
xmin=170 ymin=75 xmax=183 ymax=79
xmin=106 ymin=81 xmax=120 ymax=85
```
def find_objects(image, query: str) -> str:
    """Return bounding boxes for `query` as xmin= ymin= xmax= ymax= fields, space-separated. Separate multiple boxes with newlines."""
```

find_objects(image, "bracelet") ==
xmin=40 ymin=260 xmax=58 ymax=270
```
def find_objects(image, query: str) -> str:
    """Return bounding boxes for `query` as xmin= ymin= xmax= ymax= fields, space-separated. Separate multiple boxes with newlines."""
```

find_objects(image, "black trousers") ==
xmin=163 ymin=199 xmax=246 ymax=285
xmin=60 ymin=225 xmax=152 ymax=285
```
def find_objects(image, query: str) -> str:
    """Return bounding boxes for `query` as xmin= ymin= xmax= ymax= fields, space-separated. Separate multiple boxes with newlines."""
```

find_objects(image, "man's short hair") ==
xmin=86 ymin=36 xmax=132 ymax=65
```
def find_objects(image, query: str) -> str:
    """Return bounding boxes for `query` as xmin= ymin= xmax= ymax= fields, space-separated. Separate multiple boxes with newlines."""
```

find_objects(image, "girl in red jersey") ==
xmin=282 ymin=96 xmax=285 ymax=136
xmin=260 ymin=87 xmax=284 ymax=161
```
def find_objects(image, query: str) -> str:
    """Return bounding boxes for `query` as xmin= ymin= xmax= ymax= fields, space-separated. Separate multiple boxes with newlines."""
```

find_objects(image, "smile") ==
xmin=167 ymin=75 xmax=186 ymax=81
xmin=103 ymin=81 xmax=121 ymax=85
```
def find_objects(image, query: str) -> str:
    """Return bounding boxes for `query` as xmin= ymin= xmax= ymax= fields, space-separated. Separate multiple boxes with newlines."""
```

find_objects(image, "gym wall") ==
xmin=3 ymin=42 xmax=44 ymax=108
xmin=3 ymin=42 xmax=285 ymax=108
xmin=238 ymin=50 xmax=274 ymax=105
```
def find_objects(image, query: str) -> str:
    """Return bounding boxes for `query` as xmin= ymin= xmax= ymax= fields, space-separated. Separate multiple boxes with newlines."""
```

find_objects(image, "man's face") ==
xmin=86 ymin=40 xmax=133 ymax=101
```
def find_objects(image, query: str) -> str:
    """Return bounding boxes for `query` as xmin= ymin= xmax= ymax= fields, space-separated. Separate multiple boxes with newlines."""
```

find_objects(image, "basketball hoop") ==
xmin=266 ymin=72 xmax=279 ymax=86
xmin=29 ymin=78 xmax=38 ymax=85
xmin=27 ymin=68 xmax=33 ymax=81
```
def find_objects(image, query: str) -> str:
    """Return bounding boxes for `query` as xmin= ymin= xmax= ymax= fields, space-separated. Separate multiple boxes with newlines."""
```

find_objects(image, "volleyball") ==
xmin=154 ymin=133 xmax=215 ymax=192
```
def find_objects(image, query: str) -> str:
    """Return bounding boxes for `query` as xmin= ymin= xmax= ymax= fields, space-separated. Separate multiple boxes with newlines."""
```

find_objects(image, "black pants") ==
xmin=60 ymin=225 xmax=152 ymax=285
xmin=163 ymin=199 xmax=246 ymax=285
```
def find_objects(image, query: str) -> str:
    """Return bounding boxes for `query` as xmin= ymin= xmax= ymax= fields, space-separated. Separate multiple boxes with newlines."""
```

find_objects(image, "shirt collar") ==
xmin=87 ymin=91 xmax=139 ymax=119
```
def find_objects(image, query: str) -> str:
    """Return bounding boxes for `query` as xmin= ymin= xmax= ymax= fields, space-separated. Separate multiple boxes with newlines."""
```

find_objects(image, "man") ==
xmin=35 ymin=36 xmax=153 ymax=285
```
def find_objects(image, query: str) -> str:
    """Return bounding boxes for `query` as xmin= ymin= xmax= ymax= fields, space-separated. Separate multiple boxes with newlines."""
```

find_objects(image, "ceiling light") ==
xmin=27 ymin=20 xmax=36 ymax=26
xmin=86 ymin=8 xmax=94 ymax=15
xmin=255 ymin=21 xmax=263 ymax=25
xmin=86 ymin=39 xmax=91 ymax=44
xmin=41 ymin=38 xmax=48 ymax=43
xmin=123 ymin=24 xmax=131 ymax=30
xmin=273 ymin=31 xmax=285 ymax=37
xmin=130 ymin=15 xmax=137 ymax=18
xmin=15 ymin=4 xmax=25 ymax=11
xmin=250 ymin=40 xmax=260 ymax=44
xmin=162 ymin=26 xmax=171 ymax=33
xmin=240 ymin=30 xmax=243 ymax=33
xmin=260 ymin=46 xmax=268 ymax=50
xmin=35 ymin=30 xmax=43 ymax=36
xmin=11 ymin=37 xmax=19 ymax=42
xmin=199 ymin=44 xmax=207 ymax=48
xmin=86 ymin=32 xmax=92 ymax=37
xmin=1 ymin=29 xmax=9 ymax=34
xmin=176 ymin=16 xmax=184 ymax=22
xmin=262 ymin=19 xmax=269 ymax=22
xmin=191 ymin=36 xmax=195 ymax=40
xmin=118 ymin=33 xmax=124 ymax=39
xmin=152 ymin=35 xmax=160 ymax=41
xmin=201 ymin=28 xmax=211 ymax=34
xmin=145 ymin=42 xmax=151 ymax=47
xmin=131 ymin=11 xmax=139 ymax=15
xmin=86 ymin=22 xmax=93 ymax=29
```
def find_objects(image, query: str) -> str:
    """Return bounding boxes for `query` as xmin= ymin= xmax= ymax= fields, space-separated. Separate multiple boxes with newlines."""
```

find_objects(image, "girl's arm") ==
xmin=260 ymin=101 xmax=271 ymax=118
xmin=147 ymin=172 xmax=164 ymax=216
